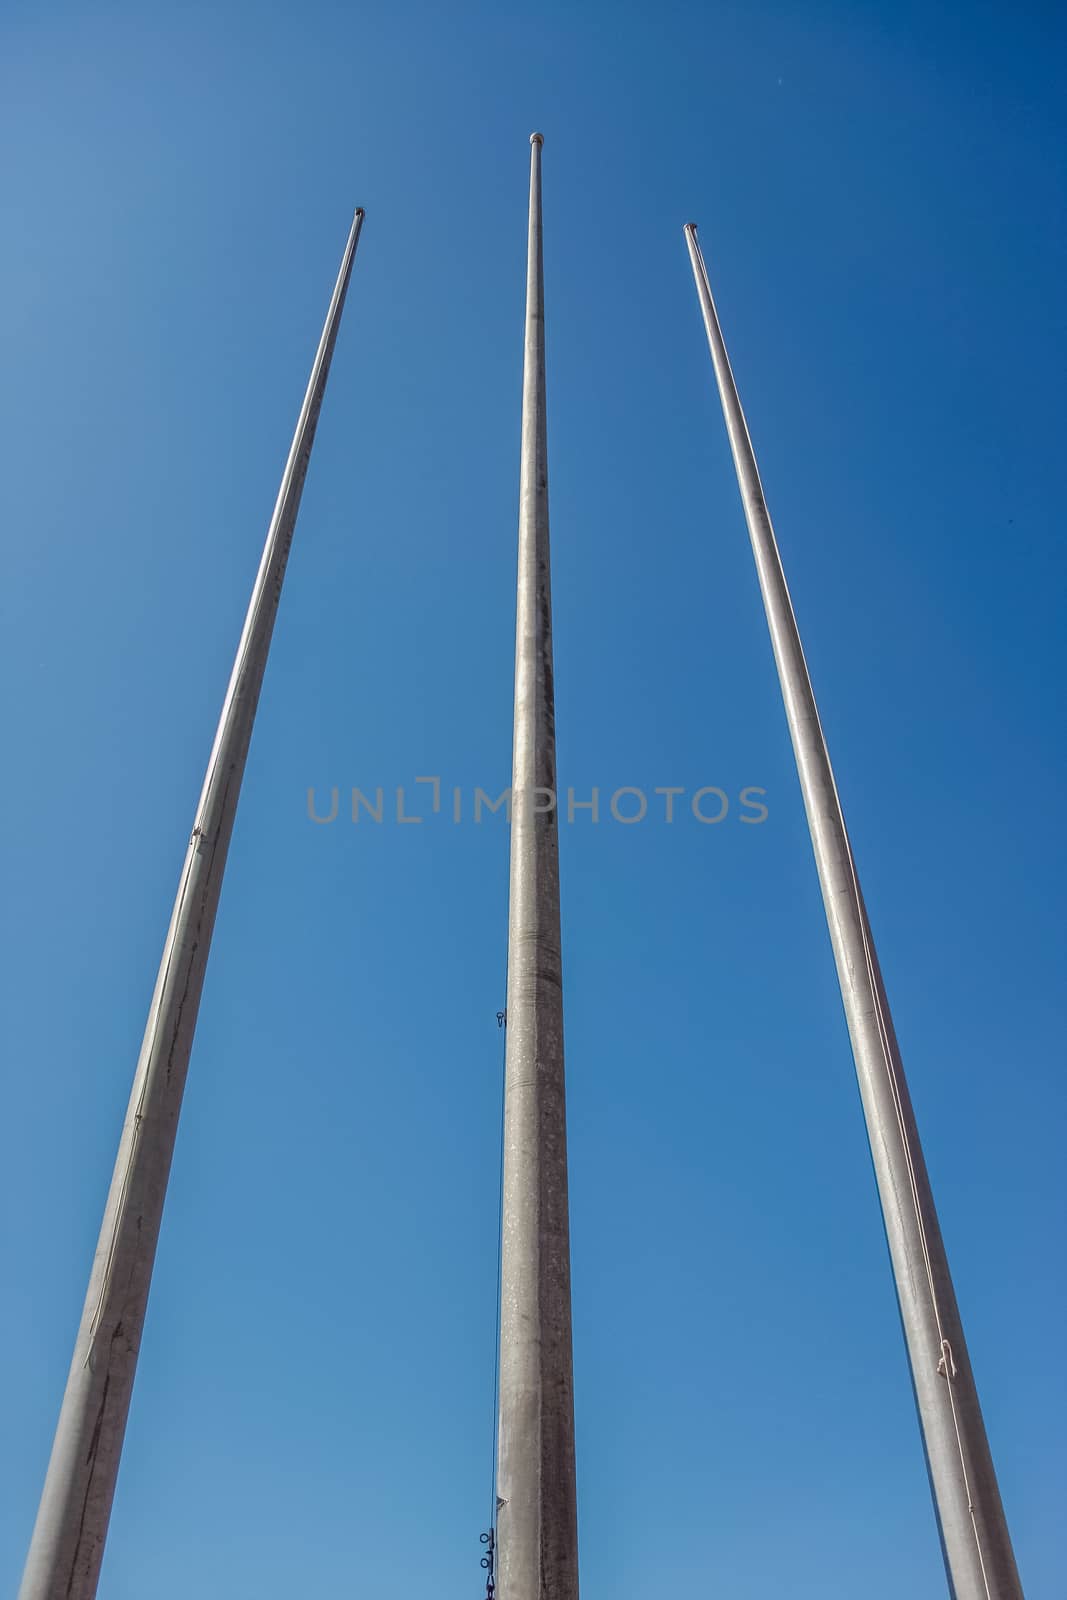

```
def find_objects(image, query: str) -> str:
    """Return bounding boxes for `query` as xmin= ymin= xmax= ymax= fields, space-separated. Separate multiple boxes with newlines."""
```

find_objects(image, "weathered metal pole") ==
xmin=683 ymin=222 xmax=1022 ymax=1600
xmin=20 ymin=208 xmax=365 ymax=1600
xmin=496 ymin=134 xmax=579 ymax=1600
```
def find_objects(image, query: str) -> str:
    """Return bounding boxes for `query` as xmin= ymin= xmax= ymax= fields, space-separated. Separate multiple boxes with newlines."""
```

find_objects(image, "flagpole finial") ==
xmin=530 ymin=131 xmax=544 ymax=145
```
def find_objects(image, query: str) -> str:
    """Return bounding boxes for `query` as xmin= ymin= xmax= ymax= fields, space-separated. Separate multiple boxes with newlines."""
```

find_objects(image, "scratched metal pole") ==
xmin=683 ymin=223 xmax=1022 ymax=1600
xmin=20 ymin=208 xmax=365 ymax=1600
xmin=496 ymin=134 xmax=580 ymax=1600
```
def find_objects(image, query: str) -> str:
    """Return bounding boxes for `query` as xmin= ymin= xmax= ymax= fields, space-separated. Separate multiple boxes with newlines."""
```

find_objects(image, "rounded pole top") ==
xmin=355 ymin=207 xmax=365 ymax=218
xmin=530 ymin=131 xmax=544 ymax=146
xmin=684 ymin=221 xmax=698 ymax=234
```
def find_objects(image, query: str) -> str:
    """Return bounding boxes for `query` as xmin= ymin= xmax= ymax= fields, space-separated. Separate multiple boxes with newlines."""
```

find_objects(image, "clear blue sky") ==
xmin=2 ymin=1 xmax=1064 ymax=1595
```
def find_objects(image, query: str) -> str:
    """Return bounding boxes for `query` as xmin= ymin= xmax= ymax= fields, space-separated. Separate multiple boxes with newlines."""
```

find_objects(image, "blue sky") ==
xmin=2 ymin=1 xmax=1064 ymax=1595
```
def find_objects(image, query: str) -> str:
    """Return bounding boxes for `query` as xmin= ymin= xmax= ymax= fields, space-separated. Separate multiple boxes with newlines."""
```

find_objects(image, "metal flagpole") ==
xmin=20 ymin=207 xmax=365 ymax=1600
xmin=496 ymin=134 xmax=580 ymax=1600
xmin=683 ymin=222 xmax=1022 ymax=1600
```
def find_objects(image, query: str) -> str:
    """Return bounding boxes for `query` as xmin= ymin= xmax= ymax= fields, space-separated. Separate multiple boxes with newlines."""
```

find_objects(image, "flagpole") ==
xmin=683 ymin=221 xmax=1022 ymax=1600
xmin=20 ymin=207 xmax=365 ymax=1600
xmin=496 ymin=133 xmax=580 ymax=1600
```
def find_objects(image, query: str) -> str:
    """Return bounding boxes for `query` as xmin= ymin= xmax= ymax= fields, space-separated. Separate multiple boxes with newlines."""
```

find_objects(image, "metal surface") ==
xmin=496 ymin=134 xmax=580 ymax=1600
xmin=683 ymin=222 xmax=1022 ymax=1600
xmin=20 ymin=208 xmax=365 ymax=1600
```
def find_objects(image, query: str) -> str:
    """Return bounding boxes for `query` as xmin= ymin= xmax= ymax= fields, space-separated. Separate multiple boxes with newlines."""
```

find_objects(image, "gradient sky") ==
xmin=2 ymin=2 xmax=1064 ymax=1596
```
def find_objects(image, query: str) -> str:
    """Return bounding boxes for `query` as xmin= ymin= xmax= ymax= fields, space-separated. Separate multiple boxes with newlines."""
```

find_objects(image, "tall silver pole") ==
xmin=683 ymin=223 xmax=1022 ymax=1600
xmin=20 ymin=208 xmax=365 ymax=1600
xmin=496 ymin=134 xmax=580 ymax=1600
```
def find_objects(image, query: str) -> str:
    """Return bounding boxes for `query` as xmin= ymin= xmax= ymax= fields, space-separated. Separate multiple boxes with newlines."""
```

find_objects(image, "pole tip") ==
xmin=684 ymin=221 xmax=698 ymax=234
xmin=530 ymin=131 xmax=544 ymax=146
xmin=355 ymin=207 xmax=365 ymax=218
